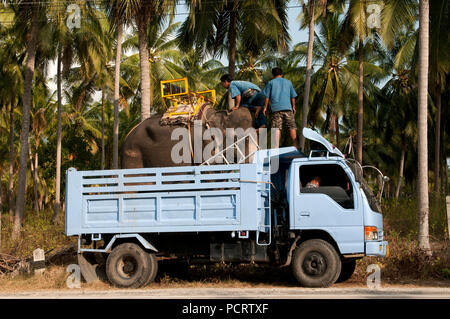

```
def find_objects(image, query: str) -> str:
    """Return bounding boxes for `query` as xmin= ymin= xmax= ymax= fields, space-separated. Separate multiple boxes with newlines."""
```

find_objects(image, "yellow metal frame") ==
xmin=160 ymin=78 xmax=216 ymax=118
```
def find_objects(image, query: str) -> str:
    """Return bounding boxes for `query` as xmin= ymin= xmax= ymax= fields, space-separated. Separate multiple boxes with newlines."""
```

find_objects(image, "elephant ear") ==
xmin=195 ymin=103 xmax=213 ymax=125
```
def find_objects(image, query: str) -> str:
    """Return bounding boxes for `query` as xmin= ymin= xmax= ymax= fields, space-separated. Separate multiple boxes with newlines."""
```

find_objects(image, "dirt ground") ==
xmin=0 ymin=262 xmax=449 ymax=294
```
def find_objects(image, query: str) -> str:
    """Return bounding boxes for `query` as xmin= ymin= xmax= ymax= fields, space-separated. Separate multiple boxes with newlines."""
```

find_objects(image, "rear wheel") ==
xmin=291 ymin=239 xmax=341 ymax=288
xmin=143 ymin=253 xmax=158 ymax=286
xmin=106 ymin=243 xmax=153 ymax=288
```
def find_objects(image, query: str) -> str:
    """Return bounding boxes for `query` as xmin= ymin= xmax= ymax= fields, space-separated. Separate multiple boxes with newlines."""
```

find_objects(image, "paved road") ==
xmin=0 ymin=287 xmax=449 ymax=299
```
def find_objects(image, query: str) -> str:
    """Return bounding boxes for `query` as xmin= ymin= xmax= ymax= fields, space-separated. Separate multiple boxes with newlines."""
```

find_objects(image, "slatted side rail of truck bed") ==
xmin=65 ymin=163 xmax=271 ymax=238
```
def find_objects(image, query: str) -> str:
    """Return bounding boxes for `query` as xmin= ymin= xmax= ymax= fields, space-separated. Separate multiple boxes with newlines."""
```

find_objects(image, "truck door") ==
xmin=292 ymin=161 xmax=364 ymax=254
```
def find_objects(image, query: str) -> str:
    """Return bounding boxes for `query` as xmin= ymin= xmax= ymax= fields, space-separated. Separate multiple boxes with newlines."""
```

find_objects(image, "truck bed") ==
xmin=65 ymin=163 xmax=271 ymax=236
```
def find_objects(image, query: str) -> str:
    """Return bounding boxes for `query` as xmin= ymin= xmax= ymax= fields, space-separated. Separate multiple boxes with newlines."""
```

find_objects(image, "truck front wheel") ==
xmin=291 ymin=239 xmax=342 ymax=288
xmin=106 ymin=243 xmax=155 ymax=288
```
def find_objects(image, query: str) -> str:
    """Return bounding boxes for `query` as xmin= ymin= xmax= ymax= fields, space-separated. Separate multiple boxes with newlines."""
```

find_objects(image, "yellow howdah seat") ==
xmin=160 ymin=78 xmax=216 ymax=126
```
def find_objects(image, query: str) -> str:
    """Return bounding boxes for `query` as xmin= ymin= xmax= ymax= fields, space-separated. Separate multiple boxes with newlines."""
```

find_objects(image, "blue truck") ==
xmin=65 ymin=128 xmax=388 ymax=288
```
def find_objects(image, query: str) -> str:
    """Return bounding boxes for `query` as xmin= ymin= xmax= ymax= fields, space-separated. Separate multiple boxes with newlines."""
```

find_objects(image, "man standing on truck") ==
xmin=220 ymin=74 xmax=267 ymax=129
xmin=263 ymin=67 xmax=298 ymax=148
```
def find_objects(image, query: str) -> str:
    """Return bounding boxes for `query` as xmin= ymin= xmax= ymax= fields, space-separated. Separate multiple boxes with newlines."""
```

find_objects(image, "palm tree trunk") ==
xmin=357 ymin=36 xmax=364 ymax=164
xmin=443 ymin=157 xmax=448 ymax=194
xmin=328 ymin=110 xmax=335 ymax=143
xmin=8 ymin=102 xmax=15 ymax=219
xmin=137 ymin=16 xmax=151 ymax=121
xmin=434 ymin=87 xmax=441 ymax=194
xmin=29 ymin=147 xmax=39 ymax=213
xmin=149 ymin=61 xmax=153 ymax=110
xmin=113 ymin=22 xmax=122 ymax=170
xmin=227 ymin=0 xmax=237 ymax=78
xmin=0 ymin=168 xmax=3 ymax=214
xmin=13 ymin=7 xmax=39 ymax=239
xmin=101 ymin=89 xmax=105 ymax=170
xmin=417 ymin=0 xmax=431 ymax=255
xmin=0 ymin=168 xmax=2 ymax=249
xmin=300 ymin=0 xmax=315 ymax=151
xmin=34 ymin=145 xmax=40 ymax=210
xmin=335 ymin=114 xmax=339 ymax=149
xmin=395 ymin=141 xmax=406 ymax=199
xmin=53 ymin=51 xmax=62 ymax=223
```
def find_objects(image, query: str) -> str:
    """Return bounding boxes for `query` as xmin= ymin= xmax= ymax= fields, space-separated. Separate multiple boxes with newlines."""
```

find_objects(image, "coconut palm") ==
xmin=177 ymin=0 xmax=290 ymax=79
xmin=8 ymin=1 xmax=42 ymax=239
xmin=429 ymin=0 xmax=449 ymax=193
xmin=104 ymin=0 xmax=135 ymax=169
xmin=163 ymin=48 xmax=225 ymax=96
xmin=341 ymin=0 xmax=371 ymax=164
xmin=376 ymin=28 xmax=417 ymax=198
xmin=47 ymin=0 xmax=75 ymax=222
xmin=297 ymin=0 xmax=341 ymax=150
xmin=417 ymin=0 xmax=431 ymax=255
xmin=0 ymin=25 xmax=23 ymax=219
xmin=300 ymin=10 xmax=385 ymax=149
xmin=121 ymin=19 xmax=183 ymax=112
xmin=114 ymin=0 xmax=177 ymax=121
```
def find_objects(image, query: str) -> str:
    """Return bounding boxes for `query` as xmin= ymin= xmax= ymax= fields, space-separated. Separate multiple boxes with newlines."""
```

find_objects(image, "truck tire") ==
xmin=336 ymin=260 xmax=356 ymax=283
xmin=291 ymin=239 xmax=342 ymax=288
xmin=143 ymin=253 xmax=158 ymax=286
xmin=106 ymin=243 xmax=153 ymax=288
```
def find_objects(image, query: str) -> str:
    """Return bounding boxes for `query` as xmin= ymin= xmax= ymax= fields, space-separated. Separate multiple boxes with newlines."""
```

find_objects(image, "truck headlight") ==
xmin=365 ymin=226 xmax=379 ymax=241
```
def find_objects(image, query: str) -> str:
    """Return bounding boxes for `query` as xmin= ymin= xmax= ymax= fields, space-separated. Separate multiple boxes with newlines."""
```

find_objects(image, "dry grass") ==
xmin=0 ymin=210 xmax=76 ymax=258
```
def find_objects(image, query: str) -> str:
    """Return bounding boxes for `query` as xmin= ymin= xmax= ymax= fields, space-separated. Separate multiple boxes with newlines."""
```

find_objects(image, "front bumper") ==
xmin=365 ymin=241 xmax=389 ymax=257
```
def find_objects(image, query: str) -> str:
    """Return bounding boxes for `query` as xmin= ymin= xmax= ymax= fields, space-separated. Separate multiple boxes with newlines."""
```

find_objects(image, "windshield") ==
xmin=345 ymin=160 xmax=382 ymax=213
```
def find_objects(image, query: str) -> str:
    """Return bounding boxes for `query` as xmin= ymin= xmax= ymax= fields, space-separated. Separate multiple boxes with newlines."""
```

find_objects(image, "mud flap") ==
xmin=77 ymin=253 xmax=100 ymax=283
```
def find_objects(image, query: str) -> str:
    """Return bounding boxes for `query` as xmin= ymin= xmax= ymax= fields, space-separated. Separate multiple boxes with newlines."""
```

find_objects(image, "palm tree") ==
xmin=164 ymin=48 xmax=225 ymax=96
xmin=178 ymin=0 xmax=290 ymax=79
xmin=12 ymin=2 xmax=41 ymax=239
xmin=116 ymin=0 xmax=177 ymax=121
xmin=341 ymin=0 xmax=370 ymax=164
xmin=429 ymin=0 xmax=449 ymax=194
xmin=295 ymin=12 xmax=380 ymax=143
xmin=122 ymin=19 xmax=183 ymax=110
xmin=298 ymin=0 xmax=333 ymax=150
xmin=105 ymin=0 xmax=133 ymax=169
xmin=113 ymin=22 xmax=123 ymax=169
xmin=120 ymin=20 xmax=222 ymax=115
xmin=377 ymin=28 xmax=417 ymax=198
xmin=0 ymin=25 xmax=23 ymax=219
xmin=113 ymin=11 xmax=124 ymax=170
xmin=417 ymin=0 xmax=431 ymax=255
xmin=48 ymin=0 xmax=72 ymax=222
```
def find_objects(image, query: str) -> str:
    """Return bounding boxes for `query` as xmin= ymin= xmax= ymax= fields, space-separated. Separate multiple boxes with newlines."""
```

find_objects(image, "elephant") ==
xmin=121 ymin=106 xmax=258 ymax=169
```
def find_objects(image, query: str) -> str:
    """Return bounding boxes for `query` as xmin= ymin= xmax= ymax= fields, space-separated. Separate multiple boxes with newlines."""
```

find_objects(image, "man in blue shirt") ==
xmin=263 ymin=67 xmax=298 ymax=148
xmin=220 ymin=74 xmax=267 ymax=129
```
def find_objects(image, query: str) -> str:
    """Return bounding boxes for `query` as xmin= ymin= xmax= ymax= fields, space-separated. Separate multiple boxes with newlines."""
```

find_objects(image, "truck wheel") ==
xmin=143 ymin=253 xmax=158 ymax=286
xmin=336 ymin=260 xmax=356 ymax=283
xmin=106 ymin=243 xmax=153 ymax=288
xmin=291 ymin=239 xmax=342 ymax=288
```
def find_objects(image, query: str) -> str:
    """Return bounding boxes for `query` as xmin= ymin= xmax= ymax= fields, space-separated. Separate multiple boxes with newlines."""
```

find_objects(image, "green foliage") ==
xmin=382 ymin=194 xmax=449 ymax=240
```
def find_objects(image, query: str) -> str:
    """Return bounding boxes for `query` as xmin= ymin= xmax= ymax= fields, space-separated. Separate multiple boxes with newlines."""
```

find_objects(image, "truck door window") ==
xmin=299 ymin=164 xmax=354 ymax=209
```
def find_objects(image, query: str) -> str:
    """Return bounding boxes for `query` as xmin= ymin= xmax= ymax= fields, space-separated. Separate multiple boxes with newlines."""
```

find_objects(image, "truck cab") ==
xmin=257 ymin=128 xmax=388 ymax=286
